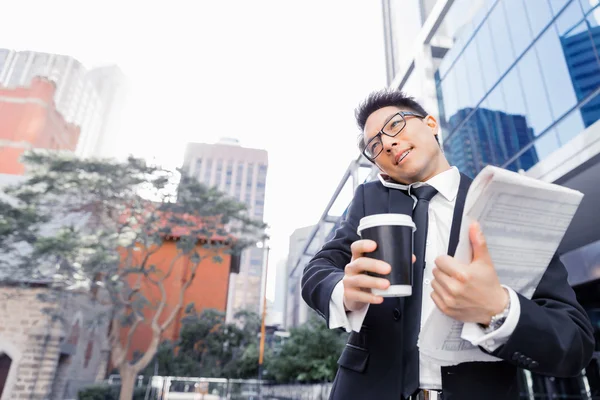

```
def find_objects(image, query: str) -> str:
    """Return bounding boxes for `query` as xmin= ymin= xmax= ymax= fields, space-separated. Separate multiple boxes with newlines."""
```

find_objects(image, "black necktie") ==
xmin=402 ymin=184 xmax=438 ymax=398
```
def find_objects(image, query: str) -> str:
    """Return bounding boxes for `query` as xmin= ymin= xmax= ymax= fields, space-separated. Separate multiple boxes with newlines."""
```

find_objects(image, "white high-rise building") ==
xmin=183 ymin=138 xmax=268 ymax=321
xmin=285 ymin=225 xmax=316 ymax=328
xmin=77 ymin=65 xmax=125 ymax=159
xmin=266 ymin=258 xmax=288 ymax=327
xmin=0 ymin=49 xmax=123 ymax=159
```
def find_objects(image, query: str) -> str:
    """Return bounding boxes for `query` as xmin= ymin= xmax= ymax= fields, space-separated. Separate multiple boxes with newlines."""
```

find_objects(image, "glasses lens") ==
xmin=383 ymin=114 xmax=406 ymax=136
xmin=365 ymin=136 xmax=383 ymax=159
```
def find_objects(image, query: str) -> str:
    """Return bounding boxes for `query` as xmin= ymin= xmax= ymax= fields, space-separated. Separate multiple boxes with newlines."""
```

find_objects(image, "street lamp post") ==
xmin=257 ymin=241 xmax=270 ymax=398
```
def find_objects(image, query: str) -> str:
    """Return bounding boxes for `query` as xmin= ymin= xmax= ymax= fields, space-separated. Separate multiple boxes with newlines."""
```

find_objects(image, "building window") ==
xmin=194 ymin=158 xmax=203 ymax=178
xmin=235 ymin=163 xmax=244 ymax=198
xmin=204 ymin=159 xmax=213 ymax=185
xmin=246 ymin=163 xmax=255 ymax=188
xmin=225 ymin=161 xmax=233 ymax=190
xmin=215 ymin=160 xmax=224 ymax=187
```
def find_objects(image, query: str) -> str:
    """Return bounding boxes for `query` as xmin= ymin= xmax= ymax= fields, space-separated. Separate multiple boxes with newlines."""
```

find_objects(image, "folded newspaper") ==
xmin=417 ymin=165 xmax=584 ymax=366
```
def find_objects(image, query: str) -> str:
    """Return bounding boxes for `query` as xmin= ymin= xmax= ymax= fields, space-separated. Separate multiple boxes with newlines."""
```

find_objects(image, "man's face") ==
xmin=363 ymin=106 xmax=446 ymax=184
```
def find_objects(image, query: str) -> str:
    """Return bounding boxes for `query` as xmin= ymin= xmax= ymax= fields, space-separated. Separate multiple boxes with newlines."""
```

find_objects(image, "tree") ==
xmin=0 ymin=151 xmax=265 ymax=400
xmin=265 ymin=314 xmax=347 ymax=383
xmin=142 ymin=308 xmax=261 ymax=379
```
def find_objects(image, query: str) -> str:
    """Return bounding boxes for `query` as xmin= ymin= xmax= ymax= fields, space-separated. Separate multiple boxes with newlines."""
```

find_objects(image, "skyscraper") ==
xmin=444 ymin=107 xmax=539 ymax=178
xmin=561 ymin=24 xmax=600 ymax=128
xmin=285 ymin=225 xmax=316 ymax=328
xmin=77 ymin=65 xmax=125 ymax=159
xmin=265 ymin=258 xmax=288 ymax=327
xmin=182 ymin=138 xmax=268 ymax=321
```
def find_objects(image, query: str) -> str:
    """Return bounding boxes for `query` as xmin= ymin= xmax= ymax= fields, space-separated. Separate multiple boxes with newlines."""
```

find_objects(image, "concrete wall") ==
xmin=0 ymin=286 xmax=109 ymax=400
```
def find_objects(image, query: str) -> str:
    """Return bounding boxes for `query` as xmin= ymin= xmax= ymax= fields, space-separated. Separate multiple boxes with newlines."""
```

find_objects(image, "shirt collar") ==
xmin=377 ymin=166 xmax=460 ymax=202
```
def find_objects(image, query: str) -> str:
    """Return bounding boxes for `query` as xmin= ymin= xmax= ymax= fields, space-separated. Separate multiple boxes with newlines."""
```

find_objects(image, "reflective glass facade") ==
xmin=377 ymin=0 xmax=600 ymax=397
xmin=432 ymin=0 xmax=600 ymax=179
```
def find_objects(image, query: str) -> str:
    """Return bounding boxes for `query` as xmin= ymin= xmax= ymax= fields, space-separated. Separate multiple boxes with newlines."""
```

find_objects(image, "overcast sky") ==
xmin=0 ymin=0 xmax=387 ymax=300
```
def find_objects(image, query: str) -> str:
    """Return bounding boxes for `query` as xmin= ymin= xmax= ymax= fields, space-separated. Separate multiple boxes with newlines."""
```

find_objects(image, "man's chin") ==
xmin=384 ymin=173 xmax=418 ymax=185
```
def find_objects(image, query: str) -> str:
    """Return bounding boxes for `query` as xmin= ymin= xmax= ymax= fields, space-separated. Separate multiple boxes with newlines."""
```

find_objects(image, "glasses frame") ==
xmin=362 ymin=111 xmax=426 ymax=161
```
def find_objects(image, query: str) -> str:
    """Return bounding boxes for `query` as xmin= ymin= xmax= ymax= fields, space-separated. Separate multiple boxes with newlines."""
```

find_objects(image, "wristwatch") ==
xmin=479 ymin=294 xmax=511 ymax=334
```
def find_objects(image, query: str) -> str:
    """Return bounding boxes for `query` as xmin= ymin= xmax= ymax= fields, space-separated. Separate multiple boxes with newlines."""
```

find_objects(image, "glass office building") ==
xmin=289 ymin=2 xmax=599 ymax=398
xmin=432 ymin=0 xmax=600 ymax=176
xmin=381 ymin=0 xmax=600 ymax=397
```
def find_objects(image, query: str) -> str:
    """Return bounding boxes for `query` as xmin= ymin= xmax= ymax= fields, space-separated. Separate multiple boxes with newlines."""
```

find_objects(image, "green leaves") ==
xmin=143 ymin=308 xmax=262 ymax=379
xmin=264 ymin=314 xmax=347 ymax=383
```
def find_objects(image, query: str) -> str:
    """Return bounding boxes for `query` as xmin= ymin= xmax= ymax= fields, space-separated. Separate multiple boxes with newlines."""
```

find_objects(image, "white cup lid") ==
xmin=357 ymin=213 xmax=416 ymax=235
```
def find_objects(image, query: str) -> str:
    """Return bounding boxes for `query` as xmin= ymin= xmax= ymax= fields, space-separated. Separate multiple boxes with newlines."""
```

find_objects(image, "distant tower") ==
xmin=182 ymin=139 xmax=268 ymax=320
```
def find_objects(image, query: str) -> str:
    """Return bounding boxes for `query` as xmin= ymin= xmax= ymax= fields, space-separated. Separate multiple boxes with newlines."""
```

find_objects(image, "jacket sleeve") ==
xmin=487 ymin=255 xmax=595 ymax=377
xmin=301 ymin=184 xmax=365 ymax=327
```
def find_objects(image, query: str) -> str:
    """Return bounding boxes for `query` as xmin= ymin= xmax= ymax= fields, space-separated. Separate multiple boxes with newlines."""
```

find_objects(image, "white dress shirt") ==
xmin=328 ymin=167 xmax=521 ymax=390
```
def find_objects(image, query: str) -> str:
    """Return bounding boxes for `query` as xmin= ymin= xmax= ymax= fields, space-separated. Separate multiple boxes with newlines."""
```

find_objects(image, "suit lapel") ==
xmin=447 ymin=173 xmax=472 ymax=257
xmin=387 ymin=186 xmax=414 ymax=216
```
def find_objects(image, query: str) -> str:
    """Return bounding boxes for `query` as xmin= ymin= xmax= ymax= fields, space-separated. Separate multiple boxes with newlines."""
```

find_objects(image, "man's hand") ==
xmin=343 ymin=240 xmax=415 ymax=312
xmin=431 ymin=221 xmax=509 ymax=325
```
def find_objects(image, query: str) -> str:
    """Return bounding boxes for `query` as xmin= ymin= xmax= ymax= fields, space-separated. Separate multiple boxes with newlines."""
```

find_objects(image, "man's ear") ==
xmin=425 ymin=115 xmax=439 ymax=136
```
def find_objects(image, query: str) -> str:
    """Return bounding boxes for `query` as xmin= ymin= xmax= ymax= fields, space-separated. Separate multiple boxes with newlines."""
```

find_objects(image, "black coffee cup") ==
xmin=357 ymin=213 xmax=416 ymax=297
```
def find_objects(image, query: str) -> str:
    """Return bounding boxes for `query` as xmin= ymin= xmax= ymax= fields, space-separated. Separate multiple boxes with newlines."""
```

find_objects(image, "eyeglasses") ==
xmin=362 ymin=111 xmax=425 ymax=161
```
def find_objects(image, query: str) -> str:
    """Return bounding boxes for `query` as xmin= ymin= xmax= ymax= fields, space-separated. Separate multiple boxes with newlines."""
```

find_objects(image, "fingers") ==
xmin=431 ymin=290 xmax=450 ymax=315
xmin=345 ymin=257 xmax=391 ymax=276
xmin=344 ymin=287 xmax=384 ymax=305
xmin=351 ymin=239 xmax=377 ymax=260
xmin=470 ymin=221 xmax=492 ymax=265
xmin=435 ymin=255 xmax=468 ymax=283
xmin=431 ymin=275 xmax=457 ymax=310
xmin=344 ymin=273 xmax=390 ymax=291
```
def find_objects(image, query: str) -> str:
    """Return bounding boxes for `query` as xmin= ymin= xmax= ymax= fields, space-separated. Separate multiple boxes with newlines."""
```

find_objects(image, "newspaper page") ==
xmin=417 ymin=165 xmax=584 ymax=366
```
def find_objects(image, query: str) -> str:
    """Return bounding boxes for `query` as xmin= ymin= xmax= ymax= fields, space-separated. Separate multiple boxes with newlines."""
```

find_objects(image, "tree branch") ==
xmin=162 ymin=251 xmax=184 ymax=281
xmin=160 ymin=259 xmax=201 ymax=332
xmin=132 ymin=257 xmax=201 ymax=372
xmin=110 ymin=317 xmax=128 ymax=368
xmin=131 ymin=331 xmax=161 ymax=372
xmin=138 ymin=244 xmax=162 ymax=272
xmin=123 ymin=313 xmax=143 ymax=362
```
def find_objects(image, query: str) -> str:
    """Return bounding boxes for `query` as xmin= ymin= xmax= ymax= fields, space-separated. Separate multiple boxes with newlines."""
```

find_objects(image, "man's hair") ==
xmin=354 ymin=89 xmax=433 ymax=154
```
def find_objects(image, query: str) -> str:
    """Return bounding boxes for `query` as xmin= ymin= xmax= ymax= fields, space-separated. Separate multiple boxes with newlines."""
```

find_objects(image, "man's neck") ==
xmin=419 ymin=164 xmax=452 ymax=183
xmin=382 ymin=165 xmax=453 ymax=186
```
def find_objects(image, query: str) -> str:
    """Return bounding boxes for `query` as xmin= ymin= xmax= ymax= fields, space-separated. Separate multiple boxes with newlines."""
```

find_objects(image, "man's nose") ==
xmin=381 ymin=134 xmax=398 ymax=152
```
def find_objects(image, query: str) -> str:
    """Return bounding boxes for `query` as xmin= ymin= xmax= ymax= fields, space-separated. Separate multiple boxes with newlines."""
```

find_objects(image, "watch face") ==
xmin=492 ymin=317 xmax=507 ymax=330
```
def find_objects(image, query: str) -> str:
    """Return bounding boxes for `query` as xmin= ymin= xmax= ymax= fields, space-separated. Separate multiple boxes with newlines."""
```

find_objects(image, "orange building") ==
xmin=0 ymin=77 xmax=80 ymax=175
xmin=117 ymin=232 xmax=239 ymax=362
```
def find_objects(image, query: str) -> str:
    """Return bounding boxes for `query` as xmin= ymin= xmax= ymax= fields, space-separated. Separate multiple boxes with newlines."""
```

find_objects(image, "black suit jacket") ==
xmin=301 ymin=173 xmax=595 ymax=400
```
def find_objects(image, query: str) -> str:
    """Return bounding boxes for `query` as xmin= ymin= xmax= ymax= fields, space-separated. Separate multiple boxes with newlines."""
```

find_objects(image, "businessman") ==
xmin=301 ymin=89 xmax=594 ymax=400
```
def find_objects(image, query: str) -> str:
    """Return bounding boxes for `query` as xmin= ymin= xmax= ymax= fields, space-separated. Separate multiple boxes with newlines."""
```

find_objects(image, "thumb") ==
xmin=470 ymin=221 xmax=492 ymax=265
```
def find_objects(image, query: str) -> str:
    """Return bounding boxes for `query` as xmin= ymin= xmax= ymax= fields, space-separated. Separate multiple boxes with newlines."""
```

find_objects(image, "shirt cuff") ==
xmin=460 ymin=286 xmax=520 ymax=352
xmin=329 ymin=280 xmax=369 ymax=333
